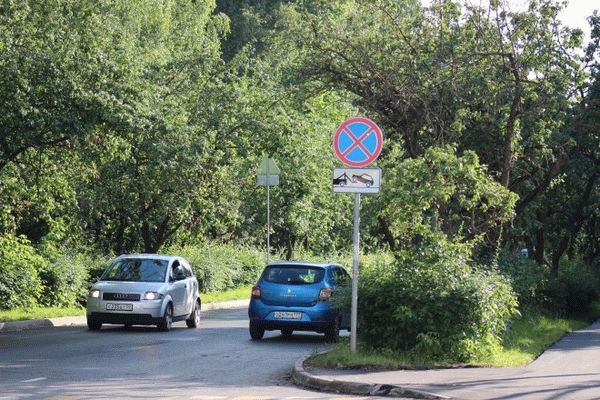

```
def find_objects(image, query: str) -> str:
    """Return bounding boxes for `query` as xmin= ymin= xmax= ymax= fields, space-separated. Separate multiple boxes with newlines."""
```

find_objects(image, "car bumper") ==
xmin=88 ymin=312 xmax=163 ymax=325
xmin=86 ymin=298 xmax=165 ymax=321
xmin=248 ymin=299 xmax=338 ymax=332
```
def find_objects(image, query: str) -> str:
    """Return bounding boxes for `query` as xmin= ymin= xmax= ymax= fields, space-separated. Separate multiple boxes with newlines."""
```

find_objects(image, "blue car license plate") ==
xmin=273 ymin=311 xmax=302 ymax=320
xmin=106 ymin=303 xmax=133 ymax=311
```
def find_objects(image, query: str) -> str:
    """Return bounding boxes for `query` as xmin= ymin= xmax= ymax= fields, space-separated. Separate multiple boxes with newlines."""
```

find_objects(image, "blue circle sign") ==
xmin=333 ymin=117 xmax=383 ymax=167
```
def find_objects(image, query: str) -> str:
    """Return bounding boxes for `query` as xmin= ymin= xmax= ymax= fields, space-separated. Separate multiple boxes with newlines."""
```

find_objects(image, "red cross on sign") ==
xmin=333 ymin=117 xmax=383 ymax=167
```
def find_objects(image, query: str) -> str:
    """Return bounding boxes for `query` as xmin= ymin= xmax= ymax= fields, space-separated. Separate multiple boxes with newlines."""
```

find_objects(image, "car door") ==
xmin=168 ymin=260 xmax=187 ymax=316
xmin=181 ymin=261 xmax=196 ymax=316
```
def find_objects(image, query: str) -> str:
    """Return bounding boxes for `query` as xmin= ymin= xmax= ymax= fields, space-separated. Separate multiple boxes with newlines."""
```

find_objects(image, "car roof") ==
xmin=265 ymin=261 xmax=339 ymax=268
xmin=115 ymin=253 xmax=181 ymax=262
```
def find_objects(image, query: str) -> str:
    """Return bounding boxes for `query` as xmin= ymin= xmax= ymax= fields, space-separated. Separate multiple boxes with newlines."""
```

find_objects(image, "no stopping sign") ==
xmin=333 ymin=117 xmax=383 ymax=167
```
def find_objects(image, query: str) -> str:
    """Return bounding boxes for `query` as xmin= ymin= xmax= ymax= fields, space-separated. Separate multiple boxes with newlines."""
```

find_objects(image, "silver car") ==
xmin=86 ymin=254 xmax=201 ymax=331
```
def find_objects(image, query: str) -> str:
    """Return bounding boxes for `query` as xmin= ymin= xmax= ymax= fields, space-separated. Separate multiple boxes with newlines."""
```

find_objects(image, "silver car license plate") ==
xmin=273 ymin=311 xmax=302 ymax=320
xmin=106 ymin=303 xmax=133 ymax=311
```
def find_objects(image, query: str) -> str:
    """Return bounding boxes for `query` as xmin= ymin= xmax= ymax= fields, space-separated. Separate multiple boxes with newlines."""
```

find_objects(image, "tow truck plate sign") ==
xmin=332 ymin=168 xmax=381 ymax=193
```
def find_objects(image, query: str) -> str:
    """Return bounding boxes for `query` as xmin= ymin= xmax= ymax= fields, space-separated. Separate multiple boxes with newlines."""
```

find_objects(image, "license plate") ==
xmin=273 ymin=311 xmax=302 ymax=320
xmin=106 ymin=303 xmax=133 ymax=311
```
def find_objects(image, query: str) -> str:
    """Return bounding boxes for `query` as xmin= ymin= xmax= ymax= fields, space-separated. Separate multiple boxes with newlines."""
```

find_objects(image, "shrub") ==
xmin=499 ymin=253 xmax=600 ymax=316
xmin=553 ymin=257 xmax=600 ymax=316
xmin=167 ymin=243 xmax=264 ymax=292
xmin=38 ymin=253 xmax=110 ymax=308
xmin=498 ymin=253 xmax=550 ymax=310
xmin=334 ymin=241 xmax=518 ymax=362
xmin=0 ymin=234 xmax=45 ymax=310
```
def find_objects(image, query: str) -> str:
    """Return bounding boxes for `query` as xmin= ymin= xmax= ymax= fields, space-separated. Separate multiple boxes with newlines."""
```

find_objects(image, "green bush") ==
xmin=499 ymin=253 xmax=600 ymax=316
xmin=0 ymin=234 xmax=45 ymax=310
xmin=38 ymin=253 xmax=110 ymax=308
xmin=553 ymin=257 xmax=600 ymax=316
xmin=335 ymin=242 xmax=518 ymax=362
xmin=499 ymin=253 xmax=550 ymax=310
xmin=167 ymin=243 xmax=264 ymax=292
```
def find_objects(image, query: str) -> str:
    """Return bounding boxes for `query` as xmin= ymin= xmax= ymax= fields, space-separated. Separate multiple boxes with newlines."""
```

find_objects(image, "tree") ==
xmin=76 ymin=0 xmax=233 ymax=253
xmin=273 ymin=0 xmax=586 ymax=259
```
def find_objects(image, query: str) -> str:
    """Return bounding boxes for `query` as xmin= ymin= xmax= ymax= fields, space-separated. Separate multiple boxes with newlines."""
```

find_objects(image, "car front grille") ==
xmin=102 ymin=293 xmax=141 ymax=301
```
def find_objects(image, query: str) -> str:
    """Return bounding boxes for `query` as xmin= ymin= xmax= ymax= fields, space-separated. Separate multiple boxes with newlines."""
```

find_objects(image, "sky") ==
xmin=558 ymin=0 xmax=597 ymax=41
xmin=422 ymin=0 xmax=598 ymax=42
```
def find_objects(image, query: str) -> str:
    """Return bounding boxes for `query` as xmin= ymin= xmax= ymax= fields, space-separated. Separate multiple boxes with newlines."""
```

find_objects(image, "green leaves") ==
xmin=380 ymin=146 xmax=517 ymax=250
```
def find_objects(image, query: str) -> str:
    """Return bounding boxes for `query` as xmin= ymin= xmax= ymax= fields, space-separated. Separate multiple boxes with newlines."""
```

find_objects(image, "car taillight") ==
xmin=319 ymin=288 xmax=333 ymax=301
xmin=251 ymin=285 xmax=261 ymax=299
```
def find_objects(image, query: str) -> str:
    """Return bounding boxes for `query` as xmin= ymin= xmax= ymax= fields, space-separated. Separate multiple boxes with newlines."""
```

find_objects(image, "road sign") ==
xmin=257 ymin=156 xmax=280 ymax=187
xmin=256 ymin=156 xmax=280 ymax=265
xmin=256 ymin=175 xmax=279 ymax=186
xmin=333 ymin=117 xmax=383 ymax=167
xmin=258 ymin=157 xmax=280 ymax=175
xmin=333 ymin=168 xmax=381 ymax=193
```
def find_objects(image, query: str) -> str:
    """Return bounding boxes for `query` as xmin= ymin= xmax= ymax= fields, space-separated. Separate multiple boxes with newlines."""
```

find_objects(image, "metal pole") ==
xmin=350 ymin=193 xmax=361 ymax=353
xmin=266 ymin=158 xmax=270 ymax=265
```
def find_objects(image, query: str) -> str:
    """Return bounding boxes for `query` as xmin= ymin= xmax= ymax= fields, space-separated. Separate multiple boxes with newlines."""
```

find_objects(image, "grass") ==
xmin=308 ymin=305 xmax=600 ymax=370
xmin=0 ymin=306 xmax=85 ymax=322
xmin=0 ymin=285 xmax=252 ymax=323
xmin=479 ymin=313 xmax=589 ymax=367
xmin=202 ymin=285 xmax=252 ymax=303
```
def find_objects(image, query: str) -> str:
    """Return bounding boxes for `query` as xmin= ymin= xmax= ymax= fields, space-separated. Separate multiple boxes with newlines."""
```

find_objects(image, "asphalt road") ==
xmin=0 ymin=308 xmax=359 ymax=400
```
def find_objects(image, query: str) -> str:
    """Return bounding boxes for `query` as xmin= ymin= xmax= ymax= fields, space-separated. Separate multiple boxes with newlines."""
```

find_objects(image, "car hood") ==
xmin=92 ymin=281 xmax=167 ymax=294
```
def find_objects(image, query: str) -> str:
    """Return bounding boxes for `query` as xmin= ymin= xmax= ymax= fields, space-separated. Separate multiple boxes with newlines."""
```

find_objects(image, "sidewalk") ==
xmin=293 ymin=319 xmax=600 ymax=400
xmin=0 ymin=299 xmax=249 ymax=333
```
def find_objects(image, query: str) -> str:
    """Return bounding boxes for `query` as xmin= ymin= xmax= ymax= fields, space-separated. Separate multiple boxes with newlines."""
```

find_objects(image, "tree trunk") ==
xmin=551 ymin=236 xmax=569 ymax=279
xmin=378 ymin=216 xmax=397 ymax=251
xmin=500 ymin=53 xmax=522 ymax=188
xmin=534 ymin=210 xmax=546 ymax=264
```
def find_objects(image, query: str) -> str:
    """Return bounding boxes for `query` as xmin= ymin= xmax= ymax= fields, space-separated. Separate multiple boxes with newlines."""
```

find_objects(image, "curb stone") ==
xmin=292 ymin=355 xmax=451 ymax=400
xmin=0 ymin=299 xmax=250 ymax=333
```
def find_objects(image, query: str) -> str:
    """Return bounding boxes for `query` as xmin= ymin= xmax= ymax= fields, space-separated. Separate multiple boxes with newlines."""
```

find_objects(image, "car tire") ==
xmin=158 ymin=304 xmax=173 ymax=332
xmin=186 ymin=300 xmax=201 ymax=328
xmin=249 ymin=322 xmax=265 ymax=340
xmin=324 ymin=317 xmax=340 ymax=343
xmin=87 ymin=316 xmax=102 ymax=331
xmin=281 ymin=328 xmax=293 ymax=337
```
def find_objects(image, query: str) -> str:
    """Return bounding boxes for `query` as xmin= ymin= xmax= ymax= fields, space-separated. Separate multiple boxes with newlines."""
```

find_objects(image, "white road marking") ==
xmin=189 ymin=396 xmax=227 ymax=400
xmin=20 ymin=377 xmax=47 ymax=383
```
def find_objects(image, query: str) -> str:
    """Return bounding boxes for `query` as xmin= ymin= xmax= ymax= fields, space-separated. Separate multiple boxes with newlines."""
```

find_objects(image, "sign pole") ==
xmin=331 ymin=117 xmax=383 ymax=354
xmin=266 ymin=158 xmax=270 ymax=265
xmin=350 ymin=192 xmax=360 ymax=353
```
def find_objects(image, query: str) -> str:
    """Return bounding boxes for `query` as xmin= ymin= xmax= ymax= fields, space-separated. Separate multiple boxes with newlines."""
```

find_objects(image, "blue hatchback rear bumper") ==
xmin=248 ymin=298 xmax=338 ymax=332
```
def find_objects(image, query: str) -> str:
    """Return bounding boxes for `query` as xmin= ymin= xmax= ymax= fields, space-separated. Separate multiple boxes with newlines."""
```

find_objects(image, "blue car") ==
xmin=248 ymin=261 xmax=350 ymax=342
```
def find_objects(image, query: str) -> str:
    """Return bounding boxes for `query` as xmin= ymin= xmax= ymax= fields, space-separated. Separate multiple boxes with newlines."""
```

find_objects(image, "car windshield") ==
xmin=262 ymin=266 xmax=325 ymax=285
xmin=100 ymin=258 xmax=168 ymax=282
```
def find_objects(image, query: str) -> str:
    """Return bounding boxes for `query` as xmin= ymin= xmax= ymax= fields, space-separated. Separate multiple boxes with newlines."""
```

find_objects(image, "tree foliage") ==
xmin=0 ymin=0 xmax=598 ymax=333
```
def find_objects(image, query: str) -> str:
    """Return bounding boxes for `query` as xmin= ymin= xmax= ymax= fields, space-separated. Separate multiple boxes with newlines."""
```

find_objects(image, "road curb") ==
xmin=292 ymin=355 xmax=451 ymax=399
xmin=0 ymin=299 xmax=250 ymax=333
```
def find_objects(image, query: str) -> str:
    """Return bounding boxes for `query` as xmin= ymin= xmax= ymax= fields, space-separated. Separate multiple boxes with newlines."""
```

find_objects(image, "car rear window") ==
xmin=262 ymin=266 xmax=325 ymax=285
xmin=101 ymin=259 xmax=168 ymax=282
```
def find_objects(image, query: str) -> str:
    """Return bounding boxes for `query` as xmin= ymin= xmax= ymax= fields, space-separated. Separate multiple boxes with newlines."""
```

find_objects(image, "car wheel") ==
xmin=186 ymin=300 xmax=201 ymax=328
xmin=158 ymin=304 xmax=173 ymax=332
xmin=87 ymin=316 xmax=102 ymax=331
xmin=281 ymin=328 xmax=293 ymax=337
xmin=249 ymin=322 xmax=265 ymax=340
xmin=324 ymin=317 xmax=340 ymax=343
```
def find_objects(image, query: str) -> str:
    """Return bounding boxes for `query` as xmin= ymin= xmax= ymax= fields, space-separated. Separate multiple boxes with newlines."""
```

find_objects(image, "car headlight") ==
xmin=89 ymin=289 xmax=100 ymax=299
xmin=143 ymin=291 xmax=164 ymax=300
